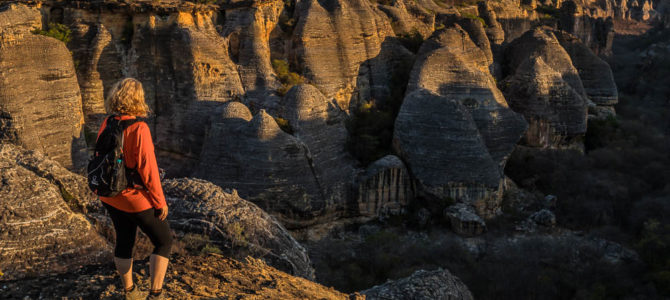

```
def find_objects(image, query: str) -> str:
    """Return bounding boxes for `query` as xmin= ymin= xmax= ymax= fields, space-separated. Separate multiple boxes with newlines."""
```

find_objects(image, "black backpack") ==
xmin=87 ymin=116 xmax=145 ymax=197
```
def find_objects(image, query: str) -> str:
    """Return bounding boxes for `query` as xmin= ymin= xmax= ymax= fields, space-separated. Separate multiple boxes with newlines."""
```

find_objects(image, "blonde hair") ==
xmin=105 ymin=78 xmax=150 ymax=117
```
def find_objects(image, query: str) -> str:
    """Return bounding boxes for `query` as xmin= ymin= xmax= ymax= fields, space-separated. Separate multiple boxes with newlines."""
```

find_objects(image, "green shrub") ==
xmin=272 ymin=59 xmax=305 ymax=96
xmin=535 ymin=5 xmax=560 ymax=18
xmin=31 ymin=23 xmax=71 ymax=44
xmin=461 ymin=13 xmax=487 ymax=27
xmin=636 ymin=219 xmax=670 ymax=296
xmin=225 ymin=223 xmax=249 ymax=248
xmin=273 ymin=117 xmax=294 ymax=135
xmin=200 ymin=244 xmax=223 ymax=255
xmin=585 ymin=115 xmax=620 ymax=150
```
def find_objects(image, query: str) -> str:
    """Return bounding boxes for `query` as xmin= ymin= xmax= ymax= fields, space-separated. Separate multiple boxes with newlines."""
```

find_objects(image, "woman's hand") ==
xmin=156 ymin=206 xmax=168 ymax=221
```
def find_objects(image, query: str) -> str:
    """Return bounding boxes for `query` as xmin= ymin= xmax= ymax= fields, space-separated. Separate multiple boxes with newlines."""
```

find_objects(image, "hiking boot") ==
xmin=124 ymin=285 xmax=147 ymax=300
xmin=146 ymin=291 xmax=164 ymax=300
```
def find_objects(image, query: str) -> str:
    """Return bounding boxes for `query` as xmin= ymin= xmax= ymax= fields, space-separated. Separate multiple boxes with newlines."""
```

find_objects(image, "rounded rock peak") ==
xmin=283 ymin=84 xmax=328 ymax=120
xmin=221 ymin=101 xmax=252 ymax=121
xmin=251 ymin=109 xmax=282 ymax=139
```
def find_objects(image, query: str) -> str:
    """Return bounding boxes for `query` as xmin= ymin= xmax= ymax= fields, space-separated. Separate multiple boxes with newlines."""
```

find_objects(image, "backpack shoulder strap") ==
xmin=118 ymin=117 xmax=145 ymax=130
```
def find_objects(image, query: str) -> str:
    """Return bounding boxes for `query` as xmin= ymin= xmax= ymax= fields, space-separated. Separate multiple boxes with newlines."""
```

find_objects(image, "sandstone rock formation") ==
xmin=0 ymin=3 xmax=86 ymax=170
xmin=394 ymin=89 xmax=503 ymax=218
xmin=554 ymin=30 xmax=618 ymax=116
xmin=503 ymin=27 xmax=588 ymax=147
xmin=356 ymin=155 xmax=414 ymax=219
xmin=394 ymin=24 xmax=526 ymax=218
xmin=291 ymin=0 xmax=406 ymax=109
xmin=362 ymin=268 xmax=474 ymax=300
xmin=0 ymin=144 xmax=110 ymax=280
xmin=444 ymin=203 xmax=487 ymax=236
xmin=0 ymin=0 xmax=625 ymax=229
xmin=58 ymin=4 xmax=247 ymax=176
xmin=162 ymin=178 xmax=315 ymax=279
xmin=195 ymin=85 xmax=368 ymax=228
xmin=279 ymin=84 xmax=357 ymax=216
xmin=195 ymin=102 xmax=340 ymax=228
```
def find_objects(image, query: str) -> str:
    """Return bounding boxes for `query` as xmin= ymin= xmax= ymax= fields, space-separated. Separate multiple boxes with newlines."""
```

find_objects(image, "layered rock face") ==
xmin=195 ymin=101 xmax=346 ymax=228
xmin=1 ymin=0 xmax=621 ymax=228
xmin=0 ymin=144 xmax=110 ymax=280
xmin=0 ymin=4 xmax=86 ymax=170
xmin=557 ymin=0 xmax=616 ymax=56
xmin=162 ymin=178 xmax=315 ymax=279
xmin=291 ymin=0 xmax=410 ymax=109
xmin=356 ymin=155 xmax=414 ymax=219
xmin=554 ymin=30 xmax=618 ymax=116
xmin=503 ymin=27 xmax=589 ymax=148
xmin=362 ymin=268 xmax=474 ymax=300
xmin=61 ymin=5 xmax=247 ymax=176
xmin=394 ymin=24 xmax=527 ymax=218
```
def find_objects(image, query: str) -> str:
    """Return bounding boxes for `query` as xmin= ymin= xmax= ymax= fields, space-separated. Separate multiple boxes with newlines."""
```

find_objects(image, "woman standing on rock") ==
xmin=97 ymin=78 xmax=172 ymax=300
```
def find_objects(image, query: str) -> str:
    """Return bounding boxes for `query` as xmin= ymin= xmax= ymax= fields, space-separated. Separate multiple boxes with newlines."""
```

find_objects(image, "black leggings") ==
xmin=103 ymin=202 xmax=173 ymax=259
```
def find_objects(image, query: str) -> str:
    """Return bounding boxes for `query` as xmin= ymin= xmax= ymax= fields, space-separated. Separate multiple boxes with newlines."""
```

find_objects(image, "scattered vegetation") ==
xmin=273 ymin=117 xmax=294 ymax=135
xmin=200 ymin=243 xmax=223 ymax=255
xmin=636 ymin=219 xmax=670 ymax=295
xmin=461 ymin=13 xmax=487 ymax=28
xmin=272 ymin=59 xmax=305 ymax=96
xmin=346 ymin=58 xmax=412 ymax=165
xmin=31 ymin=22 xmax=71 ymax=44
xmin=181 ymin=233 xmax=222 ymax=256
xmin=535 ymin=5 xmax=560 ymax=19
xmin=505 ymin=94 xmax=670 ymax=297
xmin=224 ymin=223 xmax=249 ymax=248
xmin=309 ymin=227 xmax=647 ymax=298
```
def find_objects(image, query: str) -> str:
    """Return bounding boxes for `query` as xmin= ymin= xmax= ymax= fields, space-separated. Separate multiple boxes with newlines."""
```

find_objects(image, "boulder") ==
xmin=362 ymin=268 xmax=474 ymax=300
xmin=0 ymin=3 xmax=87 ymax=170
xmin=0 ymin=144 xmax=110 ymax=280
xmin=356 ymin=155 xmax=415 ymax=219
xmin=162 ymin=178 xmax=315 ymax=279
xmin=444 ymin=203 xmax=487 ymax=236
xmin=530 ymin=209 xmax=557 ymax=227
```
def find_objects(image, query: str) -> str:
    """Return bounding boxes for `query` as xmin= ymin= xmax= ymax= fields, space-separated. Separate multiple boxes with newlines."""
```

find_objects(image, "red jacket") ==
xmin=97 ymin=115 xmax=167 ymax=212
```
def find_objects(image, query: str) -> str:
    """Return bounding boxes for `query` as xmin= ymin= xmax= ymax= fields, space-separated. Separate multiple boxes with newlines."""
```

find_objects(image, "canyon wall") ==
xmin=0 ymin=0 xmax=624 ymax=229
